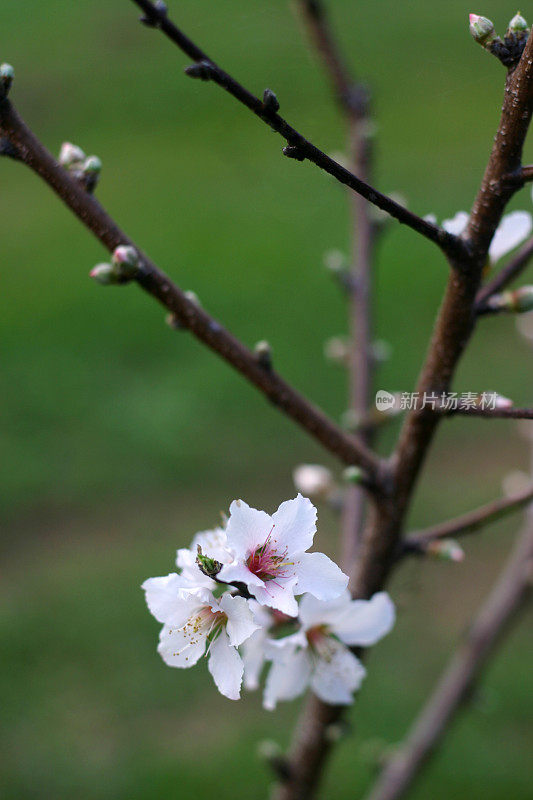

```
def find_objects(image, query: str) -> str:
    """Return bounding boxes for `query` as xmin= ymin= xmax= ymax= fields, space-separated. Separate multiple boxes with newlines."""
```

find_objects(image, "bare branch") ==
xmin=363 ymin=521 xmax=533 ymax=800
xmin=350 ymin=31 xmax=533 ymax=599
xmin=402 ymin=485 xmax=533 ymax=555
xmin=129 ymin=0 xmax=465 ymax=259
xmin=442 ymin=406 xmax=533 ymax=420
xmin=476 ymin=235 xmax=533 ymax=311
xmin=0 ymin=97 xmax=382 ymax=483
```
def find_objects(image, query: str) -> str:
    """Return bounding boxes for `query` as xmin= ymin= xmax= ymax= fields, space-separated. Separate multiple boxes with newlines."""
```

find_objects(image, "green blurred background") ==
xmin=1 ymin=1 xmax=532 ymax=797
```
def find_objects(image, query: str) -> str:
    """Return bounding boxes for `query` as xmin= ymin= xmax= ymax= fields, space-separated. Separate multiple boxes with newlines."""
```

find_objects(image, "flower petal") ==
xmin=142 ymin=573 xmax=196 ymax=624
xmin=295 ymin=552 xmax=348 ymax=601
xmin=271 ymin=494 xmax=317 ymax=554
xmin=252 ymin=576 xmax=300 ymax=616
xmin=217 ymin=561 xmax=265 ymax=589
xmin=224 ymin=499 xmax=273 ymax=559
xmin=157 ymin=622 xmax=207 ymax=668
xmin=442 ymin=211 xmax=469 ymax=236
xmin=219 ymin=594 xmax=261 ymax=647
xmin=332 ymin=591 xmax=396 ymax=646
xmin=263 ymin=647 xmax=312 ymax=710
xmin=207 ymin=628 xmax=244 ymax=700
xmin=311 ymin=646 xmax=366 ymax=705
xmin=489 ymin=210 xmax=532 ymax=263
xmin=298 ymin=590 xmax=352 ymax=630
xmin=242 ymin=629 xmax=267 ymax=690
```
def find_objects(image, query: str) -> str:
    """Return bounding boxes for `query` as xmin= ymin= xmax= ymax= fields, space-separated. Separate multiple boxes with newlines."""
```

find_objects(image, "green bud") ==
xmin=59 ymin=142 xmax=86 ymax=168
xmin=82 ymin=155 xmax=102 ymax=175
xmin=112 ymin=245 xmax=140 ymax=279
xmin=469 ymin=14 xmax=497 ymax=46
xmin=254 ymin=340 xmax=273 ymax=370
xmin=90 ymin=263 xmax=118 ymax=285
xmin=342 ymin=465 xmax=364 ymax=485
xmin=507 ymin=286 xmax=533 ymax=313
xmin=196 ymin=545 xmax=222 ymax=578
xmin=509 ymin=11 xmax=529 ymax=34
xmin=426 ymin=539 xmax=464 ymax=563
xmin=0 ymin=63 xmax=14 ymax=98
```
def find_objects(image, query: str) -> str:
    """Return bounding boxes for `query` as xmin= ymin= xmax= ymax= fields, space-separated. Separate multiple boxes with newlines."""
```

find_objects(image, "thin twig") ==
xmin=402 ymin=485 xmax=533 ymax=555
xmin=0 ymin=97 xmax=382 ymax=483
xmin=363 ymin=521 xmax=533 ymax=800
xmin=129 ymin=0 xmax=465 ymax=259
xmin=443 ymin=406 xmax=533 ymax=420
xmin=476 ymin=234 xmax=533 ymax=311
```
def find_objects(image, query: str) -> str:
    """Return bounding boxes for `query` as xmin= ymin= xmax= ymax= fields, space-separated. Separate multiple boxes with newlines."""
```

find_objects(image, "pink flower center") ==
xmin=306 ymin=625 xmax=336 ymax=661
xmin=246 ymin=525 xmax=294 ymax=583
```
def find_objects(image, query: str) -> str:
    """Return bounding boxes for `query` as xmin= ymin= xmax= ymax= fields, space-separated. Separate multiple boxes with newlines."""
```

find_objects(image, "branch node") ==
xmin=139 ymin=0 xmax=168 ymax=28
xmin=185 ymin=60 xmax=215 ymax=81
xmin=0 ymin=63 xmax=14 ymax=100
xmin=254 ymin=340 xmax=273 ymax=371
xmin=262 ymin=88 xmax=280 ymax=113
xmin=282 ymin=144 xmax=306 ymax=161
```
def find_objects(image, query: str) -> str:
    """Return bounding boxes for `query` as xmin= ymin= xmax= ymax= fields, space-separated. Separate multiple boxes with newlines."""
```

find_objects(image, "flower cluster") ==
xmin=143 ymin=495 xmax=395 ymax=704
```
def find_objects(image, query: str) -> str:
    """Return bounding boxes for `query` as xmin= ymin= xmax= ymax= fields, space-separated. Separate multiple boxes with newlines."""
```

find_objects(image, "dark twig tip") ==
xmin=283 ymin=144 xmax=306 ymax=161
xmin=262 ymin=88 xmax=280 ymax=113
xmin=185 ymin=60 xmax=215 ymax=81
xmin=139 ymin=0 xmax=168 ymax=28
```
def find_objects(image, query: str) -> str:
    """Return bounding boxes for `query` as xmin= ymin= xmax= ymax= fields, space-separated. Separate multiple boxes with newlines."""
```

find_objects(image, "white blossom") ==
xmin=293 ymin=464 xmax=334 ymax=500
xmin=442 ymin=210 xmax=532 ymax=264
xmin=263 ymin=591 xmax=395 ymax=709
xmin=217 ymin=495 xmax=349 ymax=617
xmin=175 ymin=526 xmax=233 ymax=590
xmin=142 ymin=585 xmax=259 ymax=700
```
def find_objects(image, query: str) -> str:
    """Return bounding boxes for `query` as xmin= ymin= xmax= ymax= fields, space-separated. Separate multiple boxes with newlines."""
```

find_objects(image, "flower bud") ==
xmin=90 ymin=263 xmax=118 ymax=285
xmin=165 ymin=312 xmax=184 ymax=330
xmin=185 ymin=61 xmax=214 ymax=81
xmin=82 ymin=155 xmax=102 ymax=175
xmin=426 ymin=539 xmax=465 ymax=563
xmin=58 ymin=142 xmax=86 ymax=168
xmin=324 ymin=336 xmax=349 ymax=365
xmin=111 ymin=245 xmax=140 ymax=279
xmin=342 ymin=465 xmax=364 ymax=485
xmin=469 ymin=14 xmax=497 ymax=46
xmin=323 ymin=249 xmax=347 ymax=274
xmin=262 ymin=88 xmax=280 ymax=113
xmin=293 ymin=464 xmax=334 ymax=500
xmin=371 ymin=339 xmax=392 ymax=363
xmin=508 ymin=12 xmax=528 ymax=35
xmin=254 ymin=340 xmax=273 ymax=370
xmin=184 ymin=290 xmax=201 ymax=307
xmin=0 ymin=63 xmax=14 ymax=98
xmin=196 ymin=545 xmax=222 ymax=578
xmin=504 ymin=286 xmax=533 ymax=313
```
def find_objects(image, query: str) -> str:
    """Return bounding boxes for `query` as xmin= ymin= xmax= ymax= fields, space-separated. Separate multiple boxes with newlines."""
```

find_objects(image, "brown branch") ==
xmin=129 ymin=0 xmax=466 ymax=259
xmin=402 ymin=485 xmax=533 ymax=555
xmin=351 ymin=29 xmax=533 ymax=601
xmin=0 ymin=97 xmax=382 ymax=483
xmin=444 ymin=406 xmax=533 ymax=420
xmin=502 ymin=163 xmax=533 ymax=184
xmin=476 ymin=234 xmax=533 ymax=311
xmin=269 ymin=24 xmax=533 ymax=800
xmin=363 ymin=521 xmax=533 ymax=800
xmin=294 ymin=0 xmax=375 ymax=572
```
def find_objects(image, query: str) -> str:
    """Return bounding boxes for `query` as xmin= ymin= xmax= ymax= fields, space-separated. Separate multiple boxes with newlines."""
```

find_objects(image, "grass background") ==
xmin=1 ymin=1 xmax=532 ymax=797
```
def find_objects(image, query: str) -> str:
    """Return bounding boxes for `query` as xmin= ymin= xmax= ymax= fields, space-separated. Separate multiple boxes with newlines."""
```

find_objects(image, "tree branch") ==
xmin=476 ymin=235 xmax=533 ymax=311
xmin=269 ymin=23 xmax=533 ymax=800
xmin=402 ymin=485 xmax=533 ymax=556
xmin=363 ymin=521 xmax=533 ymax=800
xmin=0 ymin=96 xmax=382 ymax=483
xmin=129 ymin=0 xmax=465 ymax=259
xmin=443 ymin=406 xmax=533 ymax=420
